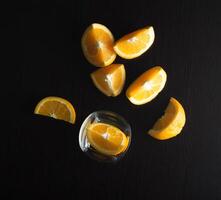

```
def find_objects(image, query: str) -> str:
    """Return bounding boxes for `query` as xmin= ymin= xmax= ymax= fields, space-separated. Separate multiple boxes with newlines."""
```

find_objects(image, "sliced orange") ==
xmin=126 ymin=66 xmax=167 ymax=105
xmin=91 ymin=64 xmax=126 ymax=96
xmin=34 ymin=96 xmax=76 ymax=124
xmin=81 ymin=23 xmax=116 ymax=67
xmin=114 ymin=26 xmax=155 ymax=59
xmin=86 ymin=122 xmax=129 ymax=156
xmin=148 ymin=97 xmax=186 ymax=140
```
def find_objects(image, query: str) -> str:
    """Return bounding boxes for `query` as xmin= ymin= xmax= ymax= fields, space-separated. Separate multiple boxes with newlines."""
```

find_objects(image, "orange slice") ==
xmin=81 ymin=23 xmax=116 ymax=67
xmin=86 ymin=122 xmax=129 ymax=156
xmin=114 ymin=26 xmax=155 ymax=59
xmin=34 ymin=96 xmax=76 ymax=124
xmin=126 ymin=66 xmax=167 ymax=105
xmin=91 ymin=64 xmax=126 ymax=96
xmin=148 ymin=97 xmax=186 ymax=140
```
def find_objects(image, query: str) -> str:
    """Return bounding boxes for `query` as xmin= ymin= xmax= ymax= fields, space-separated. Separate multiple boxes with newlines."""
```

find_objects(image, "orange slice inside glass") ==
xmin=86 ymin=122 xmax=129 ymax=156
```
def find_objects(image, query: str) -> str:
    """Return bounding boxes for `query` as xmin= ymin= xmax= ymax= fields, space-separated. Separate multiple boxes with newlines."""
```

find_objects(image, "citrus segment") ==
xmin=126 ymin=66 xmax=167 ymax=105
xmin=86 ymin=122 xmax=129 ymax=156
xmin=148 ymin=97 xmax=186 ymax=140
xmin=34 ymin=96 xmax=76 ymax=124
xmin=114 ymin=26 xmax=155 ymax=59
xmin=81 ymin=23 xmax=116 ymax=67
xmin=91 ymin=64 xmax=126 ymax=96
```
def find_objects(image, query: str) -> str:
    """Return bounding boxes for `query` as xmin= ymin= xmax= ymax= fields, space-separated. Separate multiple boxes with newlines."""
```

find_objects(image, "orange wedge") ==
xmin=81 ymin=23 xmax=116 ymax=67
xmin=148 ymin=97 xmax=186 ymax=140
xmin=34 ymin=96 xmax=76 ymax=124
xmin=86 ymin=122 xmax=129 ymax=156
xmin=114 ymin=26 xmax=155 ymax=59
xmin=126 ymin=66 xmax=167 ymax=105
xmin=91 ymin=64 xmax=126 ymax=96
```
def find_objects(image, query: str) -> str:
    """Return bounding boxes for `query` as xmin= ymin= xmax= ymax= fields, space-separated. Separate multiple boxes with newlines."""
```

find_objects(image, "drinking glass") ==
xmin=79 ymin=111 xmax=132 ymax=162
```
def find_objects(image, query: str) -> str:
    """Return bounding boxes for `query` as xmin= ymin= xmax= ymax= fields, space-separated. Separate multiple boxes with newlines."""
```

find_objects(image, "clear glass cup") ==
xmin=79 ymin=111 xmax=132 ymax=162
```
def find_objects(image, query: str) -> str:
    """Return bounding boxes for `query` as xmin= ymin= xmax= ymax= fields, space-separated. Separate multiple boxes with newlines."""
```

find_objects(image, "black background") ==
xmin=2 ymin=0 xmax=221 ymax=199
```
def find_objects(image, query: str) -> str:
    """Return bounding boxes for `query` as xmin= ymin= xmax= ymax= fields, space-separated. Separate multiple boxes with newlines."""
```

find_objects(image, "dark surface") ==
xmin=2 ymin=0 xmax=221 ymax=199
